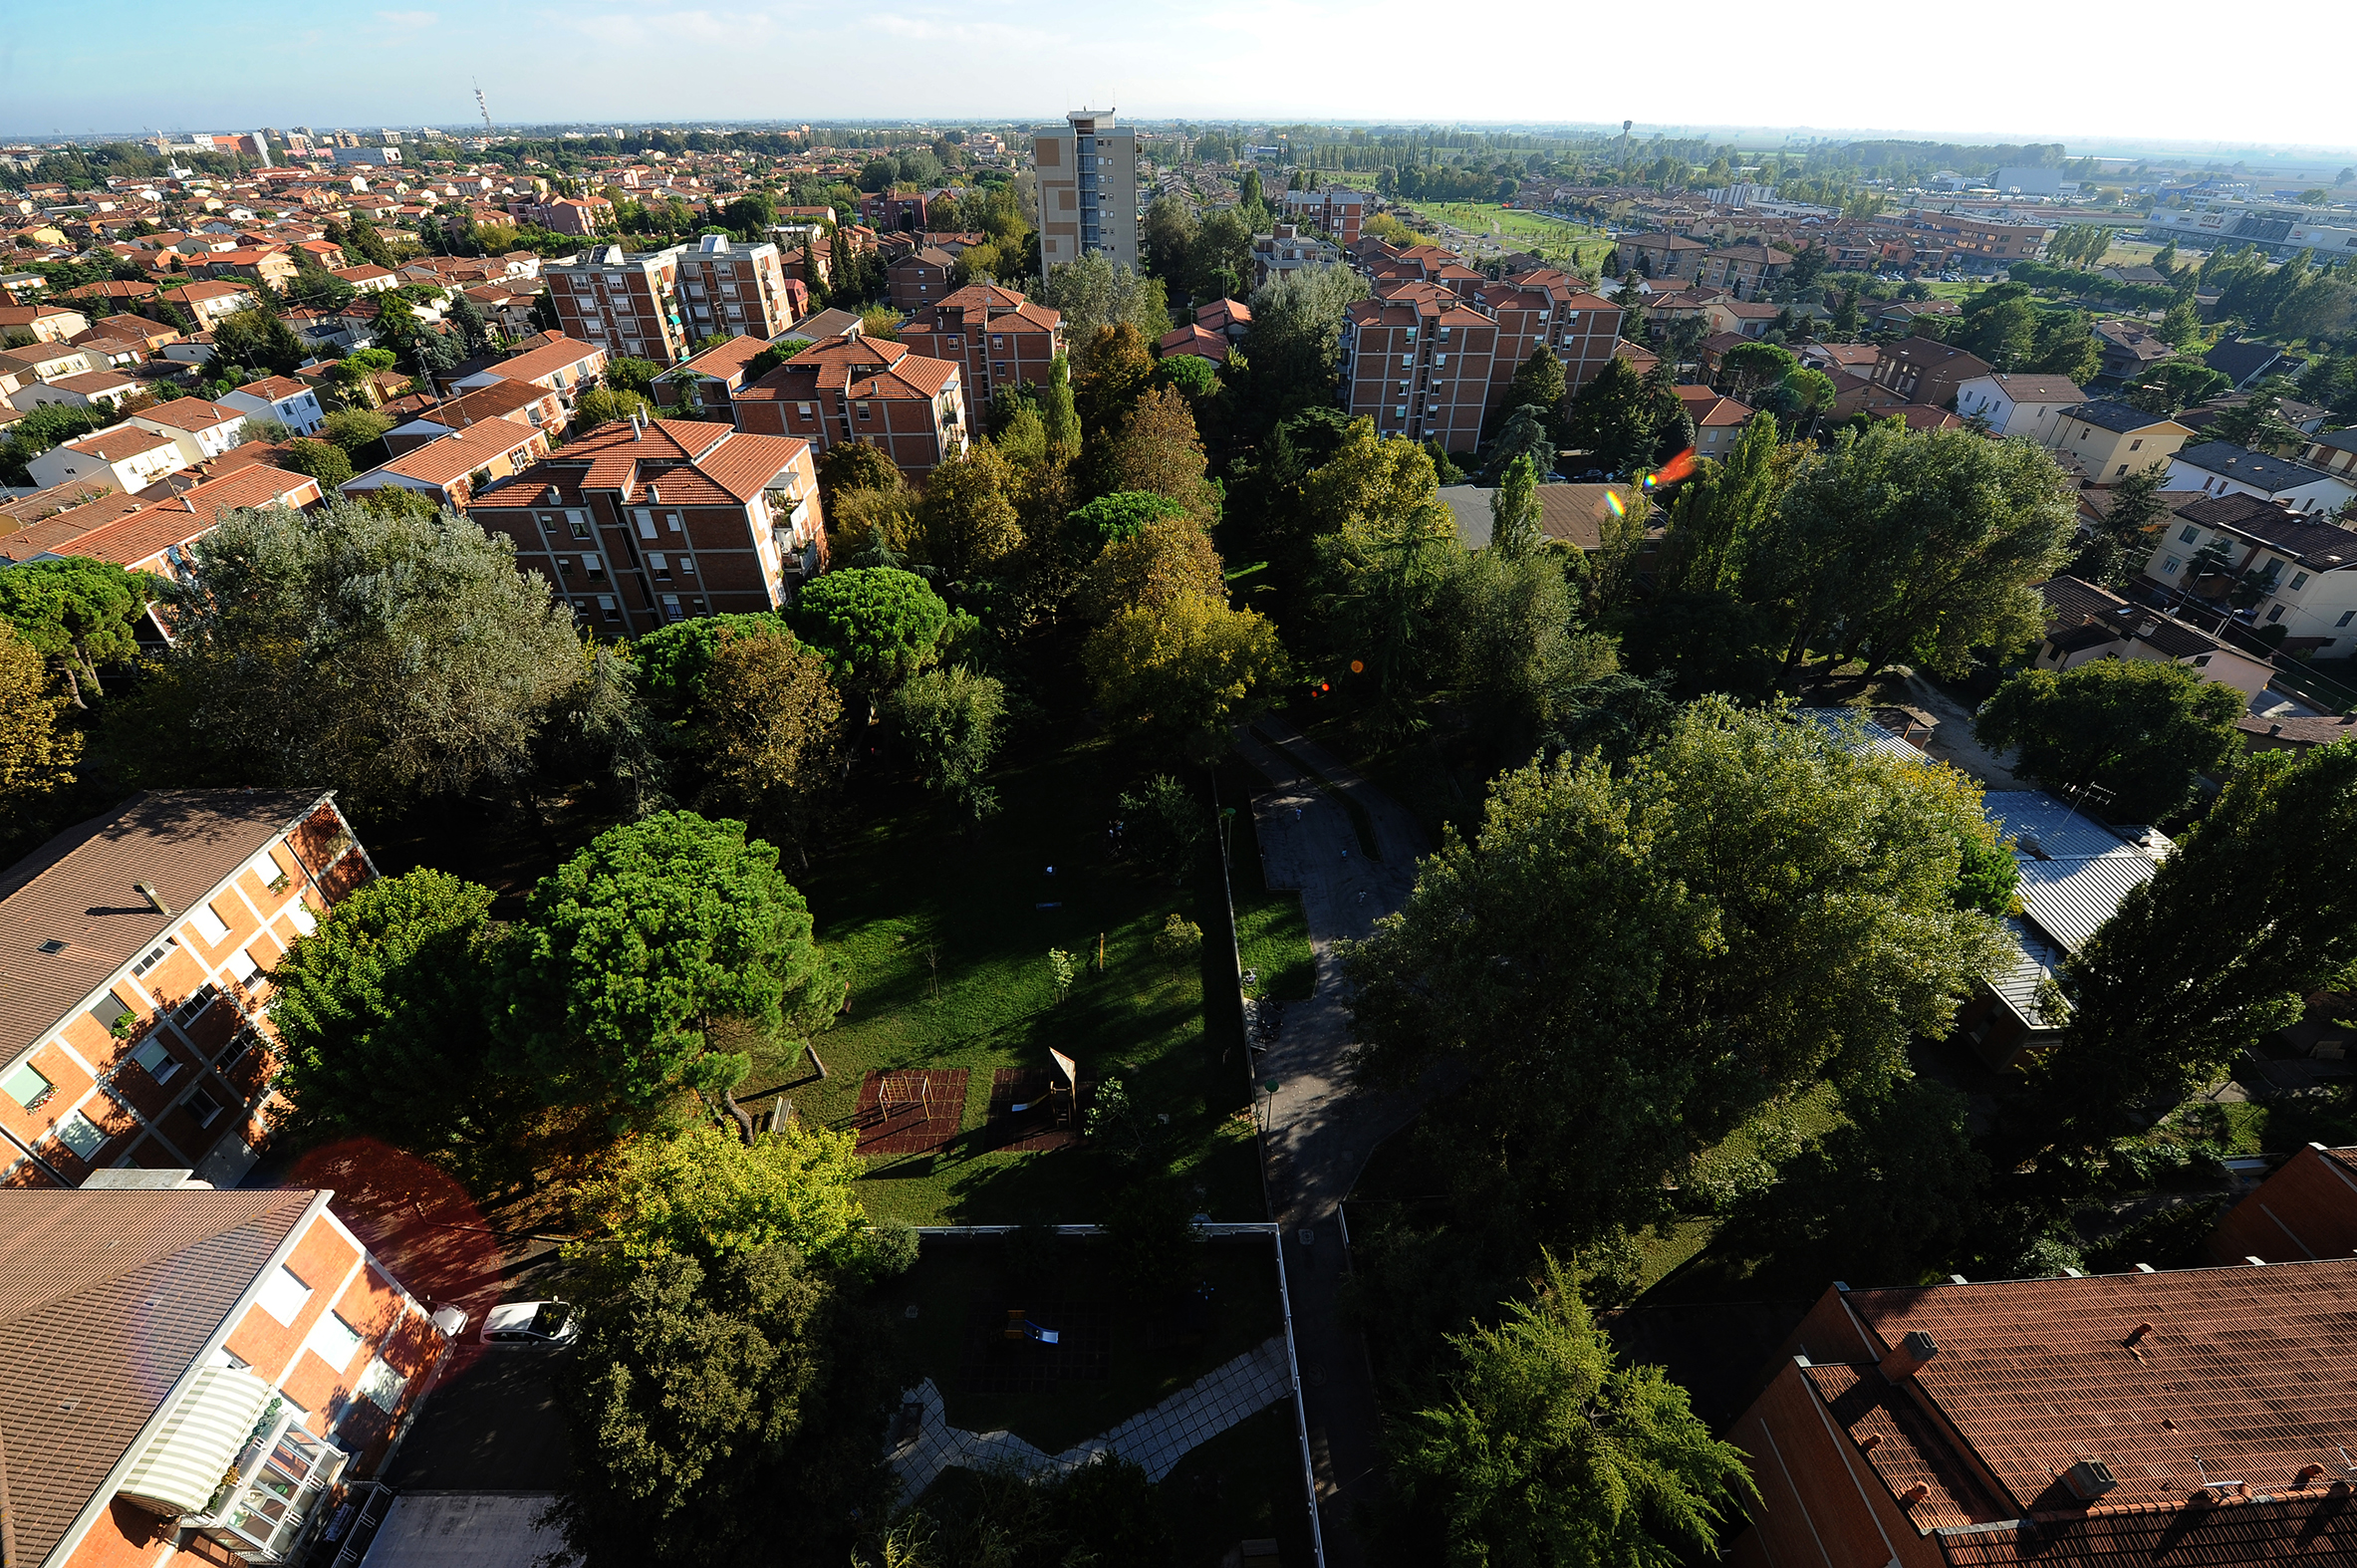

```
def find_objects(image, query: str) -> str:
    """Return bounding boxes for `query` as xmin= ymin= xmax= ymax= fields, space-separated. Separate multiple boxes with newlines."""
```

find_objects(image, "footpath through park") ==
xmin=1228 ymin=718 xmax=1432 ymax=1568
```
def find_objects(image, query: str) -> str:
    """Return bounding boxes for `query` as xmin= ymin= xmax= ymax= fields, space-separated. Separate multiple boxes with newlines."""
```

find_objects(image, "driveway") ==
xmin=385 ymin=1342 xmax=575 ymax=1492
xmin=1900 ymin=672 xmax=2022 ymax=788
xmin=1230 ymin=718 xmax=1432 ymax=1568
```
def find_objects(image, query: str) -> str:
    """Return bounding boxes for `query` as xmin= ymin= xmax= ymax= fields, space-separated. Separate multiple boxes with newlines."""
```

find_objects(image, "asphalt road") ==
xmin=384 ymin=1342 xmax=575 ymax=1492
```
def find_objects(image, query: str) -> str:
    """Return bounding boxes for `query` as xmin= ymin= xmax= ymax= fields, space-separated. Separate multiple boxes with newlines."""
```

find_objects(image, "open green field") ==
xmin=891 ymin=1235 xmax=1282 ymax=1453
xmin=1414 ymin=201 xmax=1600 ymax=240
xmin=738 ymin=730 xmax=1264 ymax=1226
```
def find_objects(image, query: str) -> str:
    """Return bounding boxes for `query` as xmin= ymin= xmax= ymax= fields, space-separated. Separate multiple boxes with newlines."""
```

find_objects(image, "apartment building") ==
xmin=733 ymin=333 xmax=968 ymax=482
xmin=673 ymin=234 xmax=799 ymax=345
xmin=1476 ymin=269 xmax=1624 ymax=415
xmin=900 ymin=282 xmax=1065 ymax=403
xmin=2142 ymin=490 xmax=2357 ymax=652
xmin=1340 ymin=287 xmax=1499 ymax=452
xmin=471 ymin=416 xmax=826 ymax=635
xmin=2048 ymin=399 xmax=2192 ymax=485
xmin=541 ymin=243 xmax=689 ymax=363
xmin=26 ymin=424 xmax=190 ymax=492
xmin=1698 ymin=244 xmax=1794 ymax=301
xmin=1035 ymin=108 xmax=1139 ymax=272
xmin=1 ymin=1183 xmax=451 ymax=1568
xmin=1725 ymin=1258 xmax=2357 ymax=1568
xmin=2166 ymin=440 xmax=2356 ymax=515
xmin=1277 ymin=187 xmax=1370 ymax=247
xmin=1250 ymin=223 xmax=1342 ymax=289
xmin=1872 ymin=339 xmax=1995 ymax=408
xmin=888 ymin=245 xmax=958 ymax=310
xmin=1613 ymin=232 xmax=1707 ymax=280
xmin=0 ymin=790 xmax=376 ymax=1191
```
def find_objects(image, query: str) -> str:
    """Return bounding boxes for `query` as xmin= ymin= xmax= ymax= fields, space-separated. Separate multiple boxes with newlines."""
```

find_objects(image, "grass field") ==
xmin=890 ymin=1235 xmax=1282 ymax=1453
xmin=743 ymin=729 xmax=1264 ymax=1227
xmin=1214 ymin=763 xmax=1316 ymax=1004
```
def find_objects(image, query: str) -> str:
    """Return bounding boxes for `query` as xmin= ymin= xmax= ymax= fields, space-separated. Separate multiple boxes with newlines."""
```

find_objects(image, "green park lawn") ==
xmin=736 ymin=728 xmax=1265 ymax=1226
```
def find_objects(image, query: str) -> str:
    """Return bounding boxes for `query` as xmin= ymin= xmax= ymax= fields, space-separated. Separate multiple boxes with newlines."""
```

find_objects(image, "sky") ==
xmin=5 ymin=0 xmax=2355 ymax=156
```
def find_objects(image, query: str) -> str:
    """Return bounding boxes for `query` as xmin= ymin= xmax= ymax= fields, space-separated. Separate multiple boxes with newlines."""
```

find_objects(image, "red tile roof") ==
xmin=744 ymin=333 xmax=957 ymax=402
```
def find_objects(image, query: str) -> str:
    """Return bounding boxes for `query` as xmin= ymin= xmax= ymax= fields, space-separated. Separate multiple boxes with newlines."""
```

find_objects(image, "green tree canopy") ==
xmin=0 ymin=621 xmax=82 ymax=859
xmin=913 ymin=443 xmax=1023 ymax=581
xmin=274 ymin=436 xmax=354 ymax=491
xmin=885 ymin=663 xmax=1006 ymax=822
xmin=1069 ymin=489 xmax=1187 ymax=553
xmin=501 ymin=812 xmax=845 ymax=1137
xmin=1502 ymin=345 xmax=1567 ymax=416
xmin=816 ymin=439 xmax=903 ymax=508
xmin=1083 ymin=592 xmax=1289 ymax=750
xmin=1974 ymin=657 xmax=2244 ymax=822
xmin=787 ymin=567 xmax=948 ymax=704
xmin=1389 ymin=1252 xmax=1756 ymax=1568
xmin=576 ymin=1120 xmax=869 ymax=1272
xmin=1346 ymin=697 xmax=2011 ymax=1252
xmin=0 ymin=556 xmax=154 ymax=706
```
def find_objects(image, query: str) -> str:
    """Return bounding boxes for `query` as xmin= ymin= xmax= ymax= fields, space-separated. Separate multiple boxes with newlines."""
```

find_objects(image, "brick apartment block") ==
xmin=0 ymin=790 xmax=377 ymax=1191
xmin=888 ymin=246 xmax=957 ymax=311
xmin=544 ymin=237 xmax=796 ymax=366
xmin=1699 ymin=243 xmax=1794 ymax=301
xmin=733 ymin=334 xmax=968 ymax=483
xmin=1725 ymin=1260 xmax=2357 ymax=1568
xmin=1278 ymin=187 xmax=1370 ymax=247
xmin=1476 ymin=268 xmax=1624 ymax=416
xmin=470 ymin=416 xmax=826 ymax=635
xmin=0 ymin=1183 xmax=451 ymax=1567
xmin=1341 ymin=284 xmax=1499 ymax=452
xmin=899 ymin=282 xmax=1065 ymax=404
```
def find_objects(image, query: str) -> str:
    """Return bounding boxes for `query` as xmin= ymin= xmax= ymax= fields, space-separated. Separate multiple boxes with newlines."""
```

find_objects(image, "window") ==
xmin=226 ymin=947 xmax=261 ymax=988
xmin=132 ymin=938 xmax=173 ymax=977
xmin=2116 ymin=464 xmax=2129 ymax=476
xmin=288 ymin=901 xmax=318 ymax=936
xmin=678 ymin=556 xmax=695 ymax=575
xmin=2291 ymin=573 xmax=2310 ymax=592
xmin=190 ymin=903 xmax=231 ymax=944
xmin=185 ymin=1087 xmax=224 ymax=1127
xmin=600 ymin=596 xmax=620 ymax=623
xmin=2163 ymin=557 xmax=2182 ymax=575
xmin=246 ymin=847 xmax=287 ymax=892
xmin=93 ymin=991 xmax=131 ymax=1032
xmin=54 ymin=1110 xmax=106 ymax=1161
xmin=256 ymin=1265 xmax=312 ymax=1326
xmin=635 ymin=512 xmax=656 ymax=539
xmin=357 ymin=1358 xmax=407 ymax=1414
xmin=2180 ymin=525 xmax=2200 ymax=544
xmin=569 ymin=514 xmax=590 ymax=540
xmin=585 ymin=556 xmax=606 ymax=581
xmin=2129 ymin=438 xmax=2143 ymax=451
xmin=171 ymin=986 xmax=217 ymax=1028
xmin=4 ymin=1060 xmax=54 ymax=1110
xmin=661 ymin=595 xmax=683 ymax=621
xmin=304 ymin=1310 xmax=367 ymax=1374
xmin=131 ymin=1036 xmax=179 ymax=1083
xmin=856 ymin=401 xmax=871 ymax=419
xmin=2267 ymin=605 xmax=2285 ymax=623
xmin=649 ymin=552 xmax=670 ymax=579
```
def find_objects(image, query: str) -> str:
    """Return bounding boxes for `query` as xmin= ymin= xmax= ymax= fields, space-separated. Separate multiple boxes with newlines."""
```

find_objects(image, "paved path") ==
xmin=887 ymin=1335 xmax=1292 ymax=1503
xmin=1229 ymin=717 xmax=1433 ymax=1568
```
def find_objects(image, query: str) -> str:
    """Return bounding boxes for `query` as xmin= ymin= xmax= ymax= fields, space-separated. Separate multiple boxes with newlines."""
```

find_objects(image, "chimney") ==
xmin=134 ymin=882 xmax=172 ymax=916
xmin=1880 ymin=1330 xmax=1938 ymax=1383
xmin=2124 ymin=1322 xmax=2153 ymax=1346
xmin=2063 ymin=1458 xmax=2118 ymax=1501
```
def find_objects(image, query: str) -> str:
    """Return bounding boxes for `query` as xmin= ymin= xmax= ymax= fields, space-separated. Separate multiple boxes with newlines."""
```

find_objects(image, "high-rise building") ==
xmin=1034 ymin=108 xmax=1138 ymax=272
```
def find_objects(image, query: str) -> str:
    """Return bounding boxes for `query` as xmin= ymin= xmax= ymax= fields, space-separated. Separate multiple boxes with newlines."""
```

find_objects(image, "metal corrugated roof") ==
xmin=1989 ymin=916 xmax=2067 ymax=1021
xmin=1795 ymin=708 xmax=1928 ymax=766
xmin=1981 ymin=791 xmax=2142 ymax=862
xmin=2015 ymin=850 xmax=2158 ymax=951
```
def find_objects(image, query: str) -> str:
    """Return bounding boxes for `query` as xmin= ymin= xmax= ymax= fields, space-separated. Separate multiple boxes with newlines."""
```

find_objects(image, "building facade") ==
xmin=899 ymin=283 xmax=1065 ymax=405
xmin=733 ymin=334 xmax=968 ymax=482
xmin=1277 ymin=187 xmax=1370 ymax=247
xmin=0 ymin=790 xmax=376 ymax=1191
xmin=1035 ymin=108 xmax=1139 ymax=272
xmin=1339 ymin=288 xmax=1500 ymax=452
xmin=541 ymin=244 xmax=689 ymax=364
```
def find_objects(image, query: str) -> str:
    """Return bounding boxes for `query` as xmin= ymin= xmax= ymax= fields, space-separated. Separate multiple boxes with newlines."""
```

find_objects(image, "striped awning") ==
xmin=117 ymin=1364 xmax=276 ymax=1516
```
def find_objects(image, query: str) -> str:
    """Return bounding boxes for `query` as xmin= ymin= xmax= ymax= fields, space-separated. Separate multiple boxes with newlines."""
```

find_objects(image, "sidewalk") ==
xmin=1230 ymin=716 xmax=1433 ymax=1568
xmin=887 ymin=1334 xmax=1292 ymax=1502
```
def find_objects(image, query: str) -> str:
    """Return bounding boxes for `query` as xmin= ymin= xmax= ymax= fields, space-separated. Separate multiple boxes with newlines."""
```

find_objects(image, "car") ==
xmin=479 ymin=1300 xmax=581 ymax=1347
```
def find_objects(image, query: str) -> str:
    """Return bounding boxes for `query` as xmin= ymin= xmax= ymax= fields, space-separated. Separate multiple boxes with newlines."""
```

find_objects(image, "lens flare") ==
xmin=1604 ymin=490 xmax=1626 ymax=518
xmin=1349 ymin=659 xmax=1364 ymax=673
xmin=1653 ymin=446 xmax=1702 ymax=486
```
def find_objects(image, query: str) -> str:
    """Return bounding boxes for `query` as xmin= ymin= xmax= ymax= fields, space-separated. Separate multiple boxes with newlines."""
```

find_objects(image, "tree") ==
xmin=1077 ymin=321 xmax=1156 ymax=446
xmin=1501 ymin=345 xmax=1567 ymax=420
xmin=913 ymin=442 xmax=1023 ymax=581
xmin=1102 ymin=385 xmax=1218 ymax=521
xmin=1747 ymin=423 xmax=2074 ymax=681
xmin=1309 ymin=422 xmax=1463 ymax=715
xmin=1236 ymin=263 xmax=1368 ymax=430
xmin=1488 ymin=450 xmax=1544 ymax=560
xmin=110 ymin=498 xmax=584 ymax=809
xmin=2014 ymin=744 xmax=2357 ymax=1176
xmin=445 ymin=289 xmax=493 ymax=356
xmin=0 ymin=557 xmax=153 ymax=706
xmin=2127 ymin=360 xmax=2230 ymax=415
xmin=1345 ymin=697 xmax=2011 ymax=1252
xmin=500 ymin=811 xmax=845 ymax=1140
xmin=689 ymin=627 xmax=844 ymax=855
xmin=1388 ymin=1252 xmax=1755 ymax=1568
xmin=1974 ymin=657 xmax=2244 ymax=822
xmin=1718 ymin=341 xmax=1798 ymax=402
xmin=1084 ymin=592 xmax=1289 ymax=748
xmin=1069 ymin=490 xmax=1186 ymax=552
xmin=1443 ymin=543 xmax=1618 ymax=757
xmin=0 ymin=622 xmax=81 ymax=856
xmin=575 ymin=386 xmax=654 ymax=428
xmin=786 ymin=566 xmax=948 ymax=710
xmin=1657 ymin=413 xmax=1782 ymax=596
xmin=576 ymin=1120 xmax=870 ymax=1271
xmin=2062 ymin=466 xmax=2170 ymax=589
xmin=886 ymin=663 xmax=1006 ymax=822
xmin=1080 ymin=511 xmax=1227 ymax=624
xmin=816 ymin=440 xmax=903 ymax=508
xmin=1040 ymin=253 xmax=1170 ymax=369
xmin=321 ymin=405 xmax=393 ymax=453
xmin=1559 ymin=357 xmax=1659 ymax=476
xmin=1117 ymin=774 xmax=1207 ymax=885
xmin=272 ymin=870 xmax=513 ymax=1158
xmin=275 ymin=436 xmax=354 ymax=490
xmin=1041 ymin=352 xmax=1081 ymax=455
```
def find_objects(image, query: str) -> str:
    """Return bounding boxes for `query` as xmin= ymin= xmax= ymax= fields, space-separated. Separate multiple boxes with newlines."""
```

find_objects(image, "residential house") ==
xmin=221 ymin=375 xmax=326 ymax=436
xmin=899 ymin=282 xmax=1066 ymax=402
xmin=1699 ymin=244 xmax=1792 ymax=300
xmin=0 ymin=789 xmax=376 ymax=1191
xmin=1954 ymin=789 xmax=2170 ymax=1070
xmin=1798 ymin=342 xmax=1878 ymax=381
xmin=2205 ymin=335 xmax=2288 ymax=391
xmin=470 ymin=416 xmax=825 ymax=634
xmin=1866 ymin=298 xmax=1962 ymax=334
xmin=1613 ymin=232 xmax=1707 ymax=281
xmin=1195 ymin=298 xmax=1251 ymax=341
xmin=11 ymin=369 xmax=138 ymax=413
xmin=1701 ymin=298 xmax=1782 ymax=340
xmin=1277 ymin=187 xmax=1370 ymax=246
xmin=381 ymin=378 xmax=564 ymax=456
xmin=2029 ymin=574 xmax=2275 ymax=698
xmin=1724 ymin=1258 xmax=2357 ymax=1568
xmin=2165 ymin=441 xmax=2355 ymax=515
xmin=732 ymin=333 xmax=967 ymax=482
xmin=2048 ymin=399 xmax=2192 ymax=484
xmin=1158 ymin=324 xmax=1228 ymax=363
xmin=340 ymin=417 xmax=551 ymax=511
xmin=0 ymin=302 xmax=91 ymax=343
xmin=2296 ymin=427 xmax=2357 ymax=481
xmin=1954 ymin=372 xmax=2086 ymax=439
xmin=445 ymin=332 xmax=606 ymax=408
xmin=195 ymin=246 xmax=298 ymax=292
xmin=26 ymin=425 xmax=189 ymax=493
xmin=126 ymin=398 xmax=250 ymax=464
xmin=2144 ymin=490 xmax=2357 ymax=652
xmin=2235 ymin=708 xmax=2357 ymax=757
xmin=331 ymin=262 xmax=399 ymax=294
xmin=652 ymin=334 xmax=775 ymax=419
xmin=887 ymin=246 xmax=957 ymax=311
xmin=2207 ymin=1143 xmax=2357 ymax=1264
xmin=506 ymin=194 xmax=615 ymax=234
xmin=1672 ymin=386 xmax=1756 ymax=457
xmin=158 ymin=280 xmax=257 ymax=329
xmin=1871 ymin=339 xmax=1994 ymax=408
xmin=2093 ymin=319 xmax=2177 ymax=382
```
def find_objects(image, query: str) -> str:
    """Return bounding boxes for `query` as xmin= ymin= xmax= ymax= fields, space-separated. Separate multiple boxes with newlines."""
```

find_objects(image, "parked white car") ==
xmin=478 ymin=1300 xmax=580 ymax=1347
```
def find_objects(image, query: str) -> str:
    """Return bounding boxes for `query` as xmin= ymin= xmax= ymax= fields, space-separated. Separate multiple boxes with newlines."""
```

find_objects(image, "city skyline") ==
xmin=5 ymin=0 xmax=2354 ymax=153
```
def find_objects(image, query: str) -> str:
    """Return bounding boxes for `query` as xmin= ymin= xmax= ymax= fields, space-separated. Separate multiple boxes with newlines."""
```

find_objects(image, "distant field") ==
xmin=1415 ymin=200 xmax=1601 ymax=241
